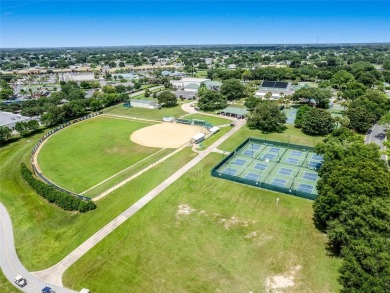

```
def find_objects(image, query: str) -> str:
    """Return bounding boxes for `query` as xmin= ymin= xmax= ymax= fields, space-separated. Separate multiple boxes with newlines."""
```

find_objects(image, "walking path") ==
xmin=31 ymin=119 xmax=245 ymax=287
xmin=180 ymin=102 xmax=236 ymax=121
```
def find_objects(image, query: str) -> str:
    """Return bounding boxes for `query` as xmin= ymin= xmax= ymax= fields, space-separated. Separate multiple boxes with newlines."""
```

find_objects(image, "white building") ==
xmin=170 ymin=77 xmax=210 ymax=91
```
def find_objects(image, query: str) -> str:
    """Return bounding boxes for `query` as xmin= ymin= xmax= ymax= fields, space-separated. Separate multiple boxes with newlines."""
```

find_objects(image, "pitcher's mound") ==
xmin=131 ymin=122 xmax=202 ymax=148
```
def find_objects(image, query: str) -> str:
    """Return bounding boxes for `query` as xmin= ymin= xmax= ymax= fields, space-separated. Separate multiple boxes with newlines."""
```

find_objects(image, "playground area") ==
xmin=131 ymin=122 xmax=207 ymax=148
xmin=212 ymin=138 xmax=324 ymax=199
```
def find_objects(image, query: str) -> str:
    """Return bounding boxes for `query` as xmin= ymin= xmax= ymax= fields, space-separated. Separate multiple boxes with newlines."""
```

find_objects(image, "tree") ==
xmin=294 ymin=105 xmax=311 ymax=128
xmin=0 ymin=126 xmax=11 ymax=144
xmin=157 ymin=91 xmax=177 ymax=107
xmin=198 ymin=90 xmax=227 ymax=111
xmin=382 ymin=60 xmax=390 ymax=70
xmin=220 ymin=79 xmax=245 ymax=101
xmin=301 ymin=108 xmax=334 ymax=136
xmin=346 ymin=106 xmax=376 ymax=133
xmin=331 ymin=70 xmax=355 ymax=89
xmin=247 ymin=101 xmax=287 ymax=133
xmin=244 ymin=96 xmax=260 ymax=111
xmin=292 ymin=88 xmax=332 ymax=108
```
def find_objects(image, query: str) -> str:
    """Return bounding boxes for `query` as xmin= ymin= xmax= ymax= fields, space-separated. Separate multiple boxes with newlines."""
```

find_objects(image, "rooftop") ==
xmin=218 ymin=107 xmax=249 ymax=116
xmin=0 ymin=111 xmax=31 ymax=127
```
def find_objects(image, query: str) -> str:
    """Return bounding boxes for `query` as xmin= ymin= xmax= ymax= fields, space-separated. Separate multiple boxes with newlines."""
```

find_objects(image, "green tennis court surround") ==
xmin=211 ymin=138 xmax=324 ymax=200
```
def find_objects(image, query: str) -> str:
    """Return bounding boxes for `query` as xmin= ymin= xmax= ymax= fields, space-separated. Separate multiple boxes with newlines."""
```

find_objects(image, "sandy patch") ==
xmin=218 ymin=216 xmax=256 ymax=230
xmin=176 ymin=204 xmax=196 ymax=217
xmin=265 ymin=265 xmax=302 ymax=292
xmin=131 ymin=122 xmax=203 ymax=148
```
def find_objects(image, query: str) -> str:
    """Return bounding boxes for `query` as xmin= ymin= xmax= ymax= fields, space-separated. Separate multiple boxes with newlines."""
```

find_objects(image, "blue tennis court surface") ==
xmin=269 ymin=147 xmax=280 ymax=153
xmin=298 ymin=183 xmax=314 ymax=193
xmin=223 ymin=168 xmax=237 ymax=176
xmin=308 ymin=161 xmax=322 ymax=169
xmin=254 ymin=163 xmax=268 ymax=170
xmin=243 ymin=150 xmax=254 ymax=156
xmin=272 ymin=178 xmax=287 ymax=187
xmin=245 ymin=172 xmax=260 ymax=181
xmin=303 ymin=172 xmax=317 ymax=181
xmin=232 ymin=159 xmax=246 ymax=166
xmin=262 ymin=153 xmax=276 ymax=160
xmin=285 ymin=157 xmax=299 ymax=165
xmin=291 ymin=150 xmax=302 ymax=157
xmin=312 ymin=154 xmax=324 ymax=161
xmin=278 ymin=167 xmax=293 ymax=176
xmin=251 ymin=144 xmax=261 ymax=150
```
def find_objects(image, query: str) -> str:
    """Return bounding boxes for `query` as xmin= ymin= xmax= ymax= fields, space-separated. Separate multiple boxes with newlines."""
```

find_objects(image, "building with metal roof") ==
xmin=218 ymin=107 xmax=249 ymax=119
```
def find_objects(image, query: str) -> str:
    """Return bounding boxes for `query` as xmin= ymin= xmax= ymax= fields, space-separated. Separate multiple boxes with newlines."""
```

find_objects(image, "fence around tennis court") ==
xmin=30 ymin=112 xmax=103 ymax=201
xmin=211 ymin=138 xmax=319 ymax=200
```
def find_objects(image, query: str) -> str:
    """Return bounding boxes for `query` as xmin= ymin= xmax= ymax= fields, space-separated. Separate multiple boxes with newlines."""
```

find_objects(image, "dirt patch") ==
xmin=264 ymin=265 xmax=302 ymax=292
xmin=176 ymin=204 xmax=196 ymax=217
xmin=131 ymin=122 xmax=203 ymax=148
xmin=218 ymin=216 xmax=256 ymax=230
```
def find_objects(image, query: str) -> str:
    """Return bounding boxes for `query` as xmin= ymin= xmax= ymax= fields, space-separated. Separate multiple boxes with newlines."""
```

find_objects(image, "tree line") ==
xmin=313 ymin=127 xmax=390 ymax=292
xmin=20 ymin=163 xmax=96 ymax=213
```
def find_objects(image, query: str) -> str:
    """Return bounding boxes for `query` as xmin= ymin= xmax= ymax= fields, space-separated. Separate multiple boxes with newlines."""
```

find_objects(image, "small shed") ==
xmin=209 ymin=126 xmax=220 ymax=134
xmin=192 ymin=133 xmax=205 ymax=144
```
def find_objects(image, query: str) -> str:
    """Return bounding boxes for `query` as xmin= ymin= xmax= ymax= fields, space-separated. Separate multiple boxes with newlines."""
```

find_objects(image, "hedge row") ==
xmin=20 ymin=163 xmax=96 ymax=213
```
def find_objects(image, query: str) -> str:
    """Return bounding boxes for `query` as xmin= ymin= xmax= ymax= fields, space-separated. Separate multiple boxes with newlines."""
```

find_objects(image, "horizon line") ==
xmin=1 ymin=42 xmax=390 ymax=50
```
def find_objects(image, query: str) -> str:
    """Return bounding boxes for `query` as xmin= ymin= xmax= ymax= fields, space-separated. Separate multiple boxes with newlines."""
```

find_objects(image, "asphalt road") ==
xmin=365 ymin=124 xmax=388 ymax=161
xmin=0 ymin=203 xmax=78 ymax=293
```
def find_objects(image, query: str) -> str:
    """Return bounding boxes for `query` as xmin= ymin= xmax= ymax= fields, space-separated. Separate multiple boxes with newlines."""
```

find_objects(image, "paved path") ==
xmin=365 ymin=123 xmax=388 ymax=162
xmin=31 ymin=119 xmax=246 ymax=287
xmin=180 ymin=102 xmax=236 ymax=121
xmin=0 ymin=203 xmax=78 ymax=293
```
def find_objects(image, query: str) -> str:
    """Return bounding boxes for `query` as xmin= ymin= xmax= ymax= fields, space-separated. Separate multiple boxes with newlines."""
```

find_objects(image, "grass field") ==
xmin=105 ymin=103 xmax=187 ymax=120
xmin=38 ymin=116 xmax=161 ymax=193
xmin=0 ymin=270 xmax=20 ymax=293
xmin=184 ymin=114 xmax=231 ymax=126
xmin=63 ymin=153 xmax=341 ymax=293
xmin=0 ymin=130 xmax=196 ymax=271
xmin=219 ymin=124 xmax=326 ymax=152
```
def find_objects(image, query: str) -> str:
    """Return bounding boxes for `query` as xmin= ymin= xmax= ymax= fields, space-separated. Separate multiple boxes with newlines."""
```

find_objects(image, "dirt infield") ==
xmin=130 ymin=122 xmax=203 ymax=148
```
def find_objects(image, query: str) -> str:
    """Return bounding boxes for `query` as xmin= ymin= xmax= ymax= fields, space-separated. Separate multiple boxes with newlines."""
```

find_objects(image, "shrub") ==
xmin=20 ymin=163 xmax=96 ymax=213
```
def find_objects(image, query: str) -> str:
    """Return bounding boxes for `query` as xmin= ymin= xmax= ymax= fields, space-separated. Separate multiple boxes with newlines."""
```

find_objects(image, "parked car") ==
xmin=42 ymin=286 xmax=55 ymax=293
xmin=14 ymin=275 xmax=27 ymax=287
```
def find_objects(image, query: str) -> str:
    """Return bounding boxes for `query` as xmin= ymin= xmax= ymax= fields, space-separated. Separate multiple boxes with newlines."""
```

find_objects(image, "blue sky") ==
xmin=1 ymin=0 xmax=390 ymax=48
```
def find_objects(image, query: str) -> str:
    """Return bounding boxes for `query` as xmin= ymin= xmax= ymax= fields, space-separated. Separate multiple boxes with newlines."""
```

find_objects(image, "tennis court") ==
xmin=212 ymin=138 xmax=324 ymax=200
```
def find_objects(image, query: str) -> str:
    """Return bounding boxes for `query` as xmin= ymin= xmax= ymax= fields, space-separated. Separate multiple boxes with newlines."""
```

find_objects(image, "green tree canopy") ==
xmin=247 ymin=101 xmax=286 ymax=133
xmin=294 ymin=105 xmax=311 ymax=128
xmin=301 ymin=108 xmax=334 ymax=136
xmin=157 ymin=91 xmax=177 ymax=107
xmin=220 ymin=79 xmax=245 ymax=101
xmin=198 ymin=90 xmax=227 ymax=111
xmin=292 ymin=88 xmax=332 ymax=108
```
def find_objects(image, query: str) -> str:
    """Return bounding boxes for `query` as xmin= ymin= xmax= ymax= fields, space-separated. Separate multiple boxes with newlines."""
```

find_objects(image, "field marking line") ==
xmin=31 ymin=119 xmax=245 ymax=287
xmin=80 ymin=148 xmax=168 ymax=195
xmin=92 ymin=144 xmax=187 ymax=201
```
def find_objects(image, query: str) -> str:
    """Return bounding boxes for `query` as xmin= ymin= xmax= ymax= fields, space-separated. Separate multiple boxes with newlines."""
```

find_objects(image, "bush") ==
xmin=20 ymin=163 xmax=96 ymax=213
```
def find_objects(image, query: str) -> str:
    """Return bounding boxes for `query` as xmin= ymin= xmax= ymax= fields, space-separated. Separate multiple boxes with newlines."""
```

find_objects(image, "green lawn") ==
xmin=38 ymin=116 xmax=161 ymax=193
xmin=0 ymin=270 xmax=20 ymax=293
xmin=198 ymin=126 xmax=232 ymax=150
xmin=184 ymin=114 xmax=231 ymax=126
xmin=63 ymin=153 xmax=341 ymax=293
xmin=0 ymin=129 xmax=197 ymax=271
xmin=105 ymin=103 xmax=187 ymax=120
xmin=219 ymin=124 xmax=326 ymax=152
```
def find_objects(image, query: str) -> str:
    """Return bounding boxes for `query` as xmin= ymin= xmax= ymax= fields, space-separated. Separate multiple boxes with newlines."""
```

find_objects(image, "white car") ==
xmin=14 ymin=275 xmax=27 ymax=287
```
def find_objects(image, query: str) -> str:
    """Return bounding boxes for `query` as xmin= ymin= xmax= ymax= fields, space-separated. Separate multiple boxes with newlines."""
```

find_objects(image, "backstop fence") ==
xmin=30 ymin=112 xmax=103 ymax=201
xmin=211 ymin=138 xmax=318 ymax=200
